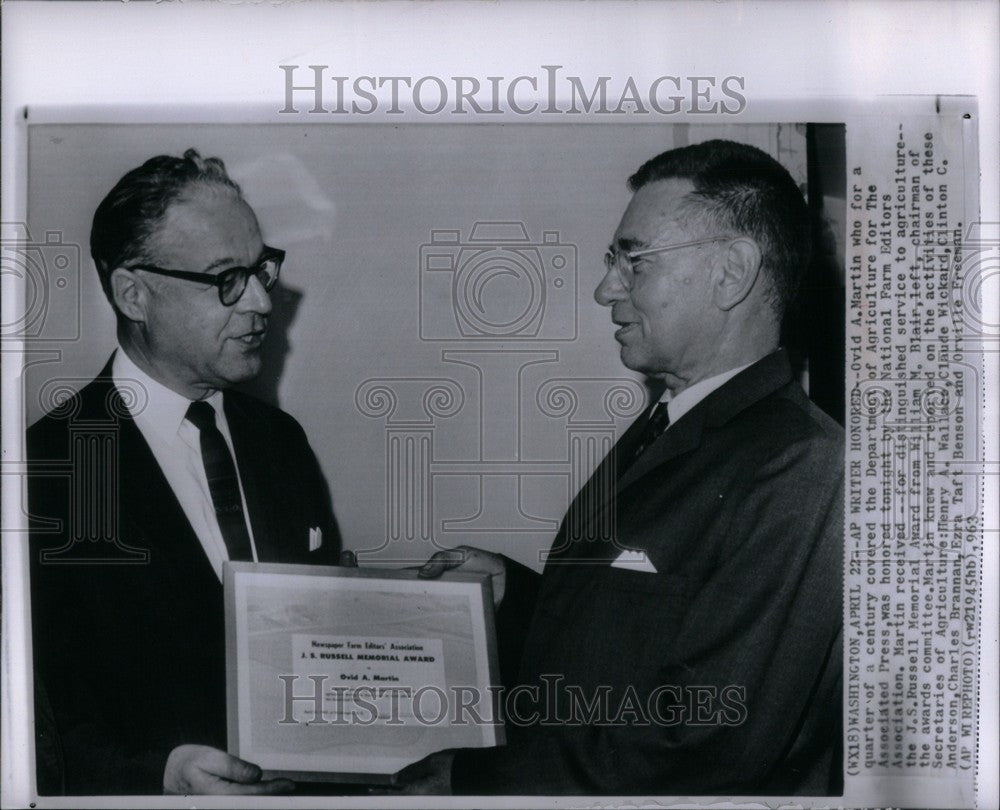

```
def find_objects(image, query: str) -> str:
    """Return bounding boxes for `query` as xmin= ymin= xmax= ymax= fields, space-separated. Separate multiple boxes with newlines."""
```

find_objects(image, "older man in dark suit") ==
xmin=28 ymin=150 xmax=342 ymax=796
xmin=418 ymin=140 xmax=844 ymax=795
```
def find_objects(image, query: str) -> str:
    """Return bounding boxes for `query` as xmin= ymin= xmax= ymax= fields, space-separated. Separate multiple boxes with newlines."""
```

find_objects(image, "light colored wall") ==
xmin=24 ymin=122 xmax=802 ymax=569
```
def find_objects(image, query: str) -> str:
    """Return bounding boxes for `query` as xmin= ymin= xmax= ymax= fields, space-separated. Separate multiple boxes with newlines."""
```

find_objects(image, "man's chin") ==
xmin=618 ymin=346 xmax=647 ymax=374
xmin=618 ymin=348 xmax=665 ymax=379
xmin=219 ymin=355 xmax=263 ymax=386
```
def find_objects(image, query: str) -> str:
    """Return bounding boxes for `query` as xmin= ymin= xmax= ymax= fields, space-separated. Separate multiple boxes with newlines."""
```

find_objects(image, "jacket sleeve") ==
xmin=30 ymin=522 xmax=173 ymax=794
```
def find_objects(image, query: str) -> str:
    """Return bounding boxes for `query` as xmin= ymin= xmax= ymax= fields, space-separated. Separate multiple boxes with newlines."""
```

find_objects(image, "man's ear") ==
xmin=109 ymin=268 xmax=149 ymax=323
xmin=713 ymin=238 xmax=762 ymax=311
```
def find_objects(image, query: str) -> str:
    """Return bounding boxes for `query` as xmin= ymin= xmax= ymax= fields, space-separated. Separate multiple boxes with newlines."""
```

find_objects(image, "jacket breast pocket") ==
xmin=598 ymin=566 xmax=689 ymax=600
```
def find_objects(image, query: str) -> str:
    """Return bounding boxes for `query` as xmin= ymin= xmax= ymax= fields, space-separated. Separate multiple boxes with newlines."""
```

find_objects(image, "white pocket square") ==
xmin=610 ymin=549 xmax=657 ymax=573
xmin=309 ymin=527 xmax=323 ymax=552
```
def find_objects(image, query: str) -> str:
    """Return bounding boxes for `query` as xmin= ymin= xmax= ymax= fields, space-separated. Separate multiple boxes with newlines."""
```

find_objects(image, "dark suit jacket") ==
xmin=454 ymin=350 xmax=844 ymax=796
xmin=28 ymin=357 xmax=341 ymax=795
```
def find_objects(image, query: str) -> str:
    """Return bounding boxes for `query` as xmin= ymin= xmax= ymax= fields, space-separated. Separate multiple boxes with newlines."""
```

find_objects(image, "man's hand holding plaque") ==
xmin=419 ymin=546 xmax=507 ymax=608
xmin=163 ymin=745 xmax=295 ymax=796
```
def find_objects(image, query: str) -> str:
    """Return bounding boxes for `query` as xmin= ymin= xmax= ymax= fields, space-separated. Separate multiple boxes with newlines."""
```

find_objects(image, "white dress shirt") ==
xmin=660 ymin=359 xmax=757 ymax=427
xmin=112 ymin=347 xmax=258 ymax=581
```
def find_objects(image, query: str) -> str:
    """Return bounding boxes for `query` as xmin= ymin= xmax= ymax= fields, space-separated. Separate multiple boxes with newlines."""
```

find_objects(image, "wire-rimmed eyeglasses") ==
xmin=125 ymin=246 xmax=285 ymax=306
xmin=604 ymin=236 xmax=727 ymax=290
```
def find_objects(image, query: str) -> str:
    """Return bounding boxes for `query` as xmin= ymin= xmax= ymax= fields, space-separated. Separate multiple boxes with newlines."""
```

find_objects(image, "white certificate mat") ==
xmin=223 ymin=562 xmax=503 ymax=782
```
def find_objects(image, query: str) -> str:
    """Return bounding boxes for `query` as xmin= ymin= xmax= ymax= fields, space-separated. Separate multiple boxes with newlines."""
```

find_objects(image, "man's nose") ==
xmin=237 ymin=273 xmax=273 ymax=315
xmin=594 ymin=264 xmax=627 ymax=307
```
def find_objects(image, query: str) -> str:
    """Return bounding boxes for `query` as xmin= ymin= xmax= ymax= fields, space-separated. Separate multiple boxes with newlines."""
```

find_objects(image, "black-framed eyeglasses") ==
xmin=604 ymin=236 xmax=727 ymax=290
xmin=125 ymin=246 xmax=285 ymax=306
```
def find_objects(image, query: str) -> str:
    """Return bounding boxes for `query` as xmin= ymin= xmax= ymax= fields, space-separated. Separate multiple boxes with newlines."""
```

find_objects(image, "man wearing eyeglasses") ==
xmin=28 ymin=149 xmax=341 ymax=796
xmin=418 ymin=140 xmax=843 ymax=795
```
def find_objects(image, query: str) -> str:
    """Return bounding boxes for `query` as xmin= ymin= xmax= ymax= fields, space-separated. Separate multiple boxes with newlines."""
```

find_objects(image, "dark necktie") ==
xmin=185 ymin=400 xmax=253 ymax=561
xmin=625 ymin=402 xmax=671 ymax=469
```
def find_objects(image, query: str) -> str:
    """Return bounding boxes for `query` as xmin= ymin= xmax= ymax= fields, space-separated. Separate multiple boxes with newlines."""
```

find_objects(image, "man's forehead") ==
xmin=149 ymin=185 xmax=262 ymax=267
xmin=614 ymin=177 xmax=697 ymax=246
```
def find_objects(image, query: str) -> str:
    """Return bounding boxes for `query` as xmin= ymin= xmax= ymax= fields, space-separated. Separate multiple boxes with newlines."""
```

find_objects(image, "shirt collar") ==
xmin=659 ymin=360 xmax=757 ymax=426
xmin=112 ymin=345 xmax=224 ymax=439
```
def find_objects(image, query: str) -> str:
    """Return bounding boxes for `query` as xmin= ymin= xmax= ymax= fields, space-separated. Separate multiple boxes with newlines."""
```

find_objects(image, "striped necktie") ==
xmin=626 ymin=402 xmax=671 ymax=469
xmin=185 ymin=400 xmax=253 ymax=561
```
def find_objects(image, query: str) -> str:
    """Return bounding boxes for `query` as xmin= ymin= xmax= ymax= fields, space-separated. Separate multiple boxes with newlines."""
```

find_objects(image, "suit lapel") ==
xmin=568 ymin=401 xmax=653 ymax=520
xmin=87 ymin=370 xmax=221 ymax=592
xmin=617 ymin=350 xmax=793 ymax=494
xmin=110 ymin=361 xmax=287 ymax=566
xmin=120 ymin=419 xmax=222 ymax=591
xmin=616 ymin=406 xmax=705 ymax=493
xmin=547 ymin=350 xmax=795 ymax=565
xmin=556 ymin=407 xmax=705 ymax=564
xmin=544 ymin=401 xmax=656 ymax=565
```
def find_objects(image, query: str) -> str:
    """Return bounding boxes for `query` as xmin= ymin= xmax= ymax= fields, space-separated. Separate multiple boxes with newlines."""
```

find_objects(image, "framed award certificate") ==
xmin=223 ymin=562 xmax=504 ymax=783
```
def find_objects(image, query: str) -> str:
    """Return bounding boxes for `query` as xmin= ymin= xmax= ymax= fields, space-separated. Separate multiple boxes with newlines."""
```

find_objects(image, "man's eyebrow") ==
xmin=614 ymin=237 xmax=646 ymax=253
xmin=200 ymin=250 xmax=266 ymax=274
xmin=200 ymin=257 xmax=240 ymax=274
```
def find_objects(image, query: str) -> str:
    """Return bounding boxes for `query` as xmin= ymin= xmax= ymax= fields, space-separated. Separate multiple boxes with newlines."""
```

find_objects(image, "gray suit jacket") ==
xmin=454 ymin=350 xmax=844 ymax=795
